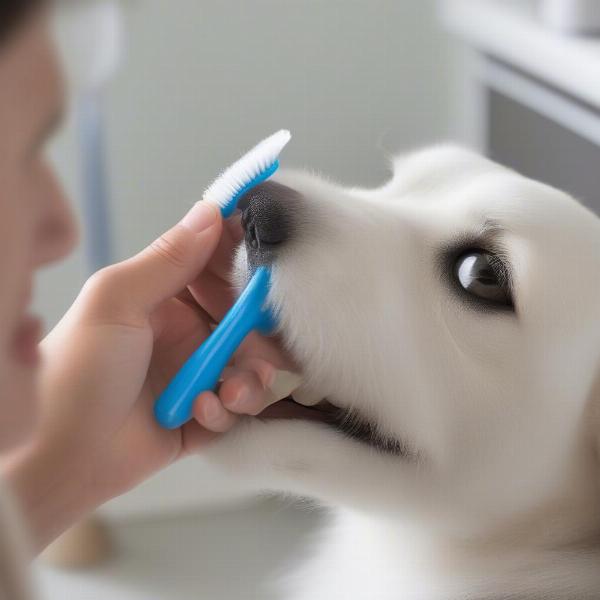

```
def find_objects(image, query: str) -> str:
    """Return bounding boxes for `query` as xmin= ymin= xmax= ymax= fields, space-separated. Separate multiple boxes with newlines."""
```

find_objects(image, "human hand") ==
xmin=6 ymin=201 xmax=298 ymax=550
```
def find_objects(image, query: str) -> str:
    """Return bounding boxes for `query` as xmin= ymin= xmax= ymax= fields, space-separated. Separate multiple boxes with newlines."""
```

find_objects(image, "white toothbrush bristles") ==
xmin=203 ymin=129 xmax=291 ymax=214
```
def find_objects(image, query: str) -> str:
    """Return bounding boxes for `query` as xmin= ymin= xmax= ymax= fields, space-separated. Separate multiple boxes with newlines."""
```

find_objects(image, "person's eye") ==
xmin=453 ymin=251 xmax=513 ymax=308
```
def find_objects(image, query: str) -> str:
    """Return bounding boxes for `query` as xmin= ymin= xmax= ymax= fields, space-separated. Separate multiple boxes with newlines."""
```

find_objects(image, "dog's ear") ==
xmin=385 ymin=145 xmax=492 ymax=196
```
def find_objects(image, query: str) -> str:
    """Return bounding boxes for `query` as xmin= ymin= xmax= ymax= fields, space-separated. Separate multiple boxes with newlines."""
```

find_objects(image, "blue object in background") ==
xmin=78 ymin=92 xmax=113 ymax=272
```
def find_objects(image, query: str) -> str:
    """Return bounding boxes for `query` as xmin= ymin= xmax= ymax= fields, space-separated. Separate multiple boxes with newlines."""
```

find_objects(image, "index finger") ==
xmin=203 ymin=211 xmax=244 ymax=283
xmin=186 ymin=212 xmax=244 ymax=322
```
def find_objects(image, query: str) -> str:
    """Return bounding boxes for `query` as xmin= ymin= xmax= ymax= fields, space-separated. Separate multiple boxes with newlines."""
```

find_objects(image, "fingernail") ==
xmin=232 ymin=388 xmax=251 ymax=411
xmin=204 ymin=396 xmax=222 ymax=422
xmin=181 ymin=201 xmax=218 ymax=233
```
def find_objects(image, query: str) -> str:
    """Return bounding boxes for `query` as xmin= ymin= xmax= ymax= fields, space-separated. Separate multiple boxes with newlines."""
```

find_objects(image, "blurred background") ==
xmin=36 ymin=0 xmax=600 ymax=598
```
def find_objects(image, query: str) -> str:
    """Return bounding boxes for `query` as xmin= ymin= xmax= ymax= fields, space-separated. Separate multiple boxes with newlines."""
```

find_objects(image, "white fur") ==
xmin=208 ymin=146 xmax=600 ymax=599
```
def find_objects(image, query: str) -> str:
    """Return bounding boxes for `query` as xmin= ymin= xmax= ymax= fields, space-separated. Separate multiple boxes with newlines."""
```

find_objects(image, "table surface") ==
xmin=38 ymin=498 xmax=325 ymax=600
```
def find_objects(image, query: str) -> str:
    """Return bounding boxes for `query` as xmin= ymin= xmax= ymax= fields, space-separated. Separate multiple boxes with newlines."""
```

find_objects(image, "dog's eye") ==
xmin=454 ymin=252 xmax=512 ymax=307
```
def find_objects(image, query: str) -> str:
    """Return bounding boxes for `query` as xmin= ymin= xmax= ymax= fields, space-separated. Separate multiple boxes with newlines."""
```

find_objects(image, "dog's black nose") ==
xmin=239 ymin=181 xmax=298 ymax=258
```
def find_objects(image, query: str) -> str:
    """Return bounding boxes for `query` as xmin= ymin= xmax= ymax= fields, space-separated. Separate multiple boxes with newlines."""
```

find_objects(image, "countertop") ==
xmin=440 ymin=0 xmax=600 ymax=109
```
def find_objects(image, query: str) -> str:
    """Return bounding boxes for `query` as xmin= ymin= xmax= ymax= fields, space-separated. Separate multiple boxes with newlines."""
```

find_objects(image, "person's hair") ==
xmin=0 ymin=0 xmax=46 ymax=45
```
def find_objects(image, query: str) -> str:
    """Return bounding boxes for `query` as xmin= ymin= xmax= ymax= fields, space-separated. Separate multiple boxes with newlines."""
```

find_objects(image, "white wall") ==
xmin=39 ymin=0 xmax=468 ymax=516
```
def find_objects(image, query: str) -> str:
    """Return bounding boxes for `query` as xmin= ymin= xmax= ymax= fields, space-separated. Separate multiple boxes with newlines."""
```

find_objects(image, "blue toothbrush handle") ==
xmin=154 ymin=267 xmax=274 ymax=429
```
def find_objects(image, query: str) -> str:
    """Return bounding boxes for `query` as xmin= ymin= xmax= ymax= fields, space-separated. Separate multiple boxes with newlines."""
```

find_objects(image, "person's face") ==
xmin=0 ymin=11 xmax=76 ymax=451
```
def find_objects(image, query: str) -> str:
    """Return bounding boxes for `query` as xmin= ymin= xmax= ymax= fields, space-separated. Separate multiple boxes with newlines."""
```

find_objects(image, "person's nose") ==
xmin=239 ymin=181 xmax=300 ymax=261
xmin=33 ymin=161 xmax=78 ymax=267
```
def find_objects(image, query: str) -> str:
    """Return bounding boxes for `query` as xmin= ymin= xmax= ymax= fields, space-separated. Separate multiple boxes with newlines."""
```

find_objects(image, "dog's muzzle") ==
xmin=239 ymin=181 xmax=300 ymax=264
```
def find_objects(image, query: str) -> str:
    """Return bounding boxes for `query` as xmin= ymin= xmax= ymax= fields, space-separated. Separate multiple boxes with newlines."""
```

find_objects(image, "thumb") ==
xmin=83 ymin=202 xmax=223 ymax=320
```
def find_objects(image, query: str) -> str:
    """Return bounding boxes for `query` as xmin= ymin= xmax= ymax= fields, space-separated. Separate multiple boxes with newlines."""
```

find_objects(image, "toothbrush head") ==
xmin=203 ymin=129 xmax=292 ymax=217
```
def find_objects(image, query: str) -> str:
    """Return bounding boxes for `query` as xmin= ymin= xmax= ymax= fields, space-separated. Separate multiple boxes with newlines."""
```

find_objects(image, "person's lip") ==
xmin=11 ymin=314 xmax=43 ymax=367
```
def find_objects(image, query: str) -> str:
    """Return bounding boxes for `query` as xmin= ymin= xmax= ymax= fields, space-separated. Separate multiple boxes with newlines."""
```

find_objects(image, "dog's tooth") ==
xmin=266 ymin=370 xmax=303 ymax=403
xmin=292 ymin=386 xmax=323 ymax=407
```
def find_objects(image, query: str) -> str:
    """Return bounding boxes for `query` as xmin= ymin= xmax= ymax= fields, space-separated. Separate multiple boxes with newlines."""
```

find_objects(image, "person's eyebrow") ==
xmin=31 ymin=105 xmax=65 ymax=156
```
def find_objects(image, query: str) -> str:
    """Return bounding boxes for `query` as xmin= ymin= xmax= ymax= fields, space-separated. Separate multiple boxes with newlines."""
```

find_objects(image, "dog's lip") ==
xmin=259 ymin=397 xmax=338 ymax=422
xmin=258 ymin=396 xmax=412 ymax=458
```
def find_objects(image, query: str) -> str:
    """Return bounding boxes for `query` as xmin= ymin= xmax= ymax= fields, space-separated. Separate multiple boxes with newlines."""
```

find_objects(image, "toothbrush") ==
xmin=154 ymin=130 xmax=291 ymax=430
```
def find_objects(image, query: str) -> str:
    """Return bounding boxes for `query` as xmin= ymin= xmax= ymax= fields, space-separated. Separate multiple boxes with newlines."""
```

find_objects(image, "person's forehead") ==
xmin=0 ymin=12 xmax=64 ymax=156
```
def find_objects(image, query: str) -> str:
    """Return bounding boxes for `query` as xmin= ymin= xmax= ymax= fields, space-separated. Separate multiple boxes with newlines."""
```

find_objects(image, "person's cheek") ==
xmin=0 ymin=166 xmax=38 ymax=449
xmin=31 ymin=160 xmax=78 ymax=267
xmin=0 ymin=167 xmax=28 ymax=333
xmin=0 ymin=364 xmax=39 ymax=452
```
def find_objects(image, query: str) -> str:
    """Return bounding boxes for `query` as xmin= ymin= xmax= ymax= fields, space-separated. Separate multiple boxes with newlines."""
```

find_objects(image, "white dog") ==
xmin=207 ymin=146 xmax=600 ymax=600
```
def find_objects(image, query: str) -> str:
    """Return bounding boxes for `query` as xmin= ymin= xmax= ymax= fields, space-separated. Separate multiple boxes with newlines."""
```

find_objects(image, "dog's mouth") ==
xmin=235 ymin=252 xmax=410 ymax=458
xmin=258 ymin=396 xmax=412 ymax=458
